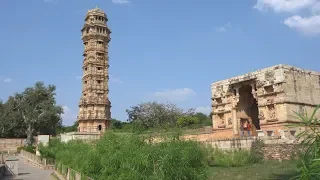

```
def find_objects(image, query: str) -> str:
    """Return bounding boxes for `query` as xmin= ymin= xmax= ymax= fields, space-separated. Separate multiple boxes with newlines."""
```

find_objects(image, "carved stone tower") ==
xmin=77 ymin=7 xmax=111 ymax=133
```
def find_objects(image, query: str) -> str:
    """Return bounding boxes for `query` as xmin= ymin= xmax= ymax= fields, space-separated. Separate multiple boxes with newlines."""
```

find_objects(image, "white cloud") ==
xmin=254 ymin=0 xmax=320 ymax=36
xmin=109 ymin=75 xmax=123 ymax=84
xmin=195 ymin=106 xmax=211 ymax=115
xmin=152 ymin=88 xmax=196 ymax=102
xmin=284 ymin=15 xmax=320 ymax=35
xmin=216 ymin=22 xmax=231 ymax=33
xmin=112 ymin=0 xmax=130 ymax=4
xmin=3 ymin=78 xmax=13 ymax=83
xmin=61 ymin=106 xmax=77 ymax=126
xmin=254 ymin=0 xmax=317 ymax=13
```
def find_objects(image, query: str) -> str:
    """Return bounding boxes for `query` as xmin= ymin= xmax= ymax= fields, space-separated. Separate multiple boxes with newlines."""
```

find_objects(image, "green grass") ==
xmin=208 ymin=160 xmax=299 ymax=180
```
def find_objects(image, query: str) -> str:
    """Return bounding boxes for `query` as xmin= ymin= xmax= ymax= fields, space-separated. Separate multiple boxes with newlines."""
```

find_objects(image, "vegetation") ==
xmin=39 ymin=132 xmax=208 ymax=180
xmin=290 ymin=105 xmax=320 ymax=180
xmin=0 ymin=82 xmax=63 ymax=145
xmin=17 ymin=145 xmax=36 ymax=154
xmin=208 ymin=160 xmax=299 ymax=180
xmin=56 ymin=121 xmax=79 ymax=134
xmin=111 ymin=101 xmax=212 ymax=133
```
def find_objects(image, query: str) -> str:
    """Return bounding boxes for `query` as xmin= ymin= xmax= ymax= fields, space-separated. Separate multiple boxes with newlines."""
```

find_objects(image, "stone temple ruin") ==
xmin=77 ymin=7 xmax=112 ymax=133
xmin=211 ymin=64 xmax=320 ymax=138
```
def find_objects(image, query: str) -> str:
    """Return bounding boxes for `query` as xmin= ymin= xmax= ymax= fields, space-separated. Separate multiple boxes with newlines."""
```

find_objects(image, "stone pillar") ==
xmin=5 ymin=156 xmax=18 ymax=176
xmin=232 ymin=88 xmax=240 ymax=135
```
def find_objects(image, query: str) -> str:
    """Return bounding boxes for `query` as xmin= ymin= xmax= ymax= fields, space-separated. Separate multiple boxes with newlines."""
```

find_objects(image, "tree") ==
xmin=56 ymin=121 xmax=78 ymax=134
xmin=13 ymin=82 xmax=63 ymax=145
xmin=111 ymin=119 xmax=123 ymax=129
xmin=126 ymin=101 xmax=184 ymax=129
xmin=177 ymin=116 xmax=200 ymax=127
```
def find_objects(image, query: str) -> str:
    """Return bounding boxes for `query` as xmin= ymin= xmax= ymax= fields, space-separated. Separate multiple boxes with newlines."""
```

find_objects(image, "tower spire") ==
xmin=77 ymin=8 xmax=111 ymax=133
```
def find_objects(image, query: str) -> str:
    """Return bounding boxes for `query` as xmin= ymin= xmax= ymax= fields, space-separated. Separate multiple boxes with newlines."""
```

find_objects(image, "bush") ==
xmin=177 ymin=116 xmax=200 ymax=127
xmin=39 ymin=132 xmax=208 ymax=180
xmin=17 ymin=145 xmax=36 ymax=154
xmin=204 ymin=145 xmax=264 ymax=167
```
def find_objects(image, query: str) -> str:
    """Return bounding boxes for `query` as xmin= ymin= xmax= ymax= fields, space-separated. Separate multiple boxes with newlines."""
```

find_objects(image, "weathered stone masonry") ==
xmin=211 ymin=64 xmax=320 ymax=137
xmin=77 ymin=8 xmax=112 ymax=133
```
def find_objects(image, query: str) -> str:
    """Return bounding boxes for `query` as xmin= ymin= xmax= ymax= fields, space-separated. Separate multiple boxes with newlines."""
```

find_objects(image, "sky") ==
xmin=0 ymin=0 xmax=320 ymax=125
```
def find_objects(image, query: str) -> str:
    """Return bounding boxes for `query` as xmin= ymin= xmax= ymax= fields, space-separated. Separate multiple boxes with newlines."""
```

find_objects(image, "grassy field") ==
xmin=208 ymin=160 xmax=299 ymax=180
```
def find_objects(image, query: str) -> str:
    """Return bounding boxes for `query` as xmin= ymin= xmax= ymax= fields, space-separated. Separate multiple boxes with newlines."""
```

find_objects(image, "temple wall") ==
xmin=211 ymin=64 xmax=320 ymax=137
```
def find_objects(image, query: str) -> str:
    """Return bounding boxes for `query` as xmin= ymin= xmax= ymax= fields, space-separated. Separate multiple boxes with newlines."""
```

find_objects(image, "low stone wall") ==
xmin=60 ymin=132 xmax=101 ymax=143
xmin=20 ymin=150 xmax=55 ymax=170
xmin=199 ymin=137 xmax=257 ymax=150
xmin=0 ymin=138 xmax=25 ymax=153
xmin=54 ymin=163 xmax=93 ymax=180
xmin=263 ymin=144 xmax=301 ymax=160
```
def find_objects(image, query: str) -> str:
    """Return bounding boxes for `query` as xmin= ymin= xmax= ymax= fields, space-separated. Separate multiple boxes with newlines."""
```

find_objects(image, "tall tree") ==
xmin=126 ymin=101 xmax=184 ymax=129
xmin=13 ymin=82 xmax=63 ymax=145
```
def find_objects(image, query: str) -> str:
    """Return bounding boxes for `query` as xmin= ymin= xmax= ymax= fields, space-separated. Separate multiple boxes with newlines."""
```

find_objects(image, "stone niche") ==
xmin=211 ymin=64 xmax=320 ymax=138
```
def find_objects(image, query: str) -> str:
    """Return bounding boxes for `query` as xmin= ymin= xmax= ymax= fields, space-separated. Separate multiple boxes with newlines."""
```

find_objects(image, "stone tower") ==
xmin=77 ymin=7 xmax=112 ymax=133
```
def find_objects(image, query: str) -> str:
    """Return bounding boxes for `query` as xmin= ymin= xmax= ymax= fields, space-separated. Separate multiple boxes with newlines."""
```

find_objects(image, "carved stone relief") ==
xmin=227 ymin=118 xmax=232 ymax=125
xmin=258 ymin=112 xmax=265 ymax=120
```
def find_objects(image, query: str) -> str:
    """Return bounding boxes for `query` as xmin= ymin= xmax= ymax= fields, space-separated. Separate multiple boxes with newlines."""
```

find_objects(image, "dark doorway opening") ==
xmin=238 ymin=84 xmax=260 ymax=134
xmin=98 ymin=125 xmax=102 ymax=131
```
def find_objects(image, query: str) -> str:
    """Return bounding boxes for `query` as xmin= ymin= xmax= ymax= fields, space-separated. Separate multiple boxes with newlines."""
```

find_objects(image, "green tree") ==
xmin=13 ymin=82 xmax=63 ymax=145
xmin=177 ymin=116 xmax=200 ymax=127
xmin=126 ymin=101 xmax=185 ymax=129
xmin=56 ymin=121 xmax=79 ymax=134
xmin=111 ymin=119 xmax=123 ymax=129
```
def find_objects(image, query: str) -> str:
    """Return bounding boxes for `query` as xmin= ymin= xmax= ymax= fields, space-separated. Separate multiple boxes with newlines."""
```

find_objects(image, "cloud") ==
xmin=152 ymin=88 xmax=196 ymax=102
xmin=284 ymin=15 xmax=320 ymax=35
xmin=254 ymin=0 xmax=320 ymax=36
xmin=112 ymin=0 xmax=131 ymax=4
xmin=195 ymin=106 xmax=211 ymax=115
xmin=61 ymin=106 xmax=77 ymax=126
xmin=109 ymin=75 xmax=124 ymax=84
xmin=254 ymin=0 xmax=317 ymax=13
xmin=3 ymin=78 xmax=13 ymax=83
xmin=216 ymin=22 xmax=231 ymax=33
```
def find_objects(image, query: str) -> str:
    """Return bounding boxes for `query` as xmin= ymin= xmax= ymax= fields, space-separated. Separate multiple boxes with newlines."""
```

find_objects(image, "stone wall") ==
xmin=263 ymin=144 xmax=301 ymax=160
xmin=60 ymin=132 xmax=101 ymax=143
xmin=191 ymin=136 xmax=301 ymax=160
xmin=0 ymin=138 xmax=25 ymax=153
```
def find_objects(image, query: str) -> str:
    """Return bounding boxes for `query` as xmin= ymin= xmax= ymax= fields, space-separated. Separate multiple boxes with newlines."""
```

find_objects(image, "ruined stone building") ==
xmin=77 ymin=8 xmax=112 ymax=132
xmin=211 ymin=64 xmax=320 ymax=138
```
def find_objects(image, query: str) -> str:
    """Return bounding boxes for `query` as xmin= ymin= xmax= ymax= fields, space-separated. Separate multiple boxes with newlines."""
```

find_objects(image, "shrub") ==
xmin=177 ymin=116 xmax=200 ymax=127
xmin=40 ymin=132 xmax=208 ymax=180
xmin=17 ymin=145 xmax=36 ymax=154
xmin=289 ymin=105 xmax=320 ymax=180
xmin=209 ymin=149 xmax=252 ymax=167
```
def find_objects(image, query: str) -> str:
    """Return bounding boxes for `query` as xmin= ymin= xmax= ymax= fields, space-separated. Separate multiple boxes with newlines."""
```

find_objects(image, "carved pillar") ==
xmin=251 ymin=83 xmax=257 ymax=100
xmin=232 ymin=88 xmax=240 ymax=135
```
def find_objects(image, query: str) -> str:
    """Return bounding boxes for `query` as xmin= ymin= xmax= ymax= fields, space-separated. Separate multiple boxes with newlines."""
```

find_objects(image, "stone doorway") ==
xmin=237 ymin=84 xmax=260 ymax=136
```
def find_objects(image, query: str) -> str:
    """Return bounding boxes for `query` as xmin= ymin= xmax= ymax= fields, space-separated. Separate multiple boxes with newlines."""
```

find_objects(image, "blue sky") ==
xmin=1 ymin=0 xmax=320 ymax=125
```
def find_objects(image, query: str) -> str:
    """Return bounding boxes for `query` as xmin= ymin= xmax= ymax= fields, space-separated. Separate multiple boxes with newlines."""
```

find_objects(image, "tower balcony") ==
xmin=78 ymin=98 xmax=110 ymax=106
xmin=83 ymin=60 xmax=107 ymax=67
xmin=82 ymin=85 xmax=109 ymax=92
xmin=82 ymin=71 xmax=108 ymax=79
xmin=84 ymin=46 xmax=106 ymax=52
xmin=82 ymin=32 xmax=110 ymax=42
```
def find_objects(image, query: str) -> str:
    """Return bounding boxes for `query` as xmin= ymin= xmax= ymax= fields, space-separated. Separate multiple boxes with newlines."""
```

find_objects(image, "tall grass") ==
xmin=39 ymin=132 xmax=208 ymax=180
